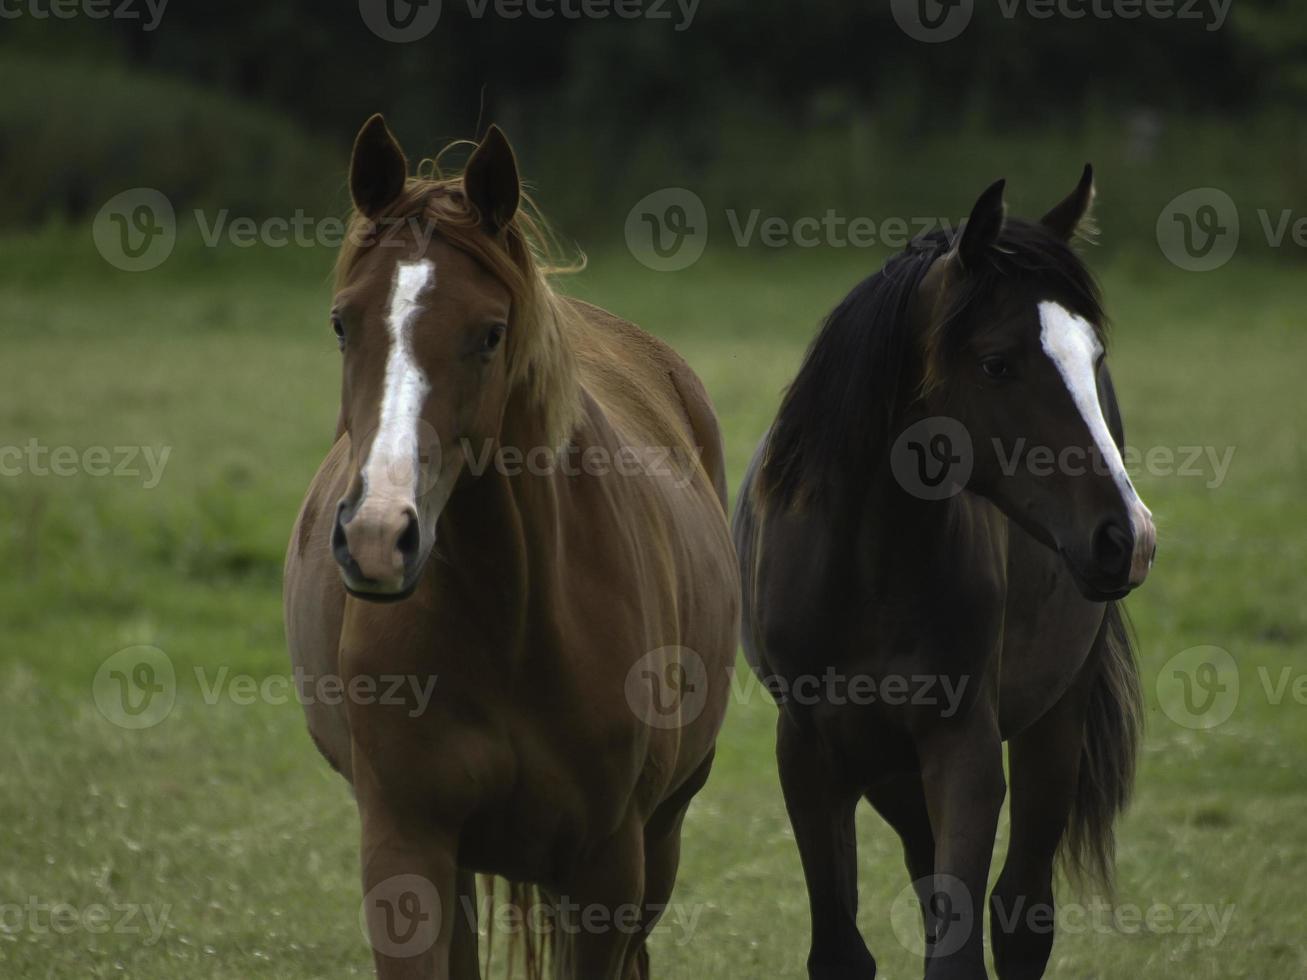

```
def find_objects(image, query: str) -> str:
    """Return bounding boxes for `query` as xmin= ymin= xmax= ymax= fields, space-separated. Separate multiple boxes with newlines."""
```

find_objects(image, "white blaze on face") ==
xmin=362 ymin=260 xmax=435 ymax=501
xmin=1038 ymin=301 xmax=1156 ymax=583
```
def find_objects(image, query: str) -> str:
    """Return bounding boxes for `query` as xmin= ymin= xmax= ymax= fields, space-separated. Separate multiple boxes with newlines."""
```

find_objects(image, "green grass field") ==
xmin=1 ymin=229 xmax=1304 ymax=979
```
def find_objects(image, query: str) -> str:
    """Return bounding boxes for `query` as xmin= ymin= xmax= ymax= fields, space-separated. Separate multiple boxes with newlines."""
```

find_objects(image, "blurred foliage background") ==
xmin=2 ymin=0 xmax=1306 ymax=246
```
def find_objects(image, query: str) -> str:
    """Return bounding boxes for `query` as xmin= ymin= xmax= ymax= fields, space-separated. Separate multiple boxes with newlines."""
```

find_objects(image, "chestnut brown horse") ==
xmin=733 ymin=170 xmax=1155 ymax=979
xmin=284 ymin=116 xmax=737 ymax=979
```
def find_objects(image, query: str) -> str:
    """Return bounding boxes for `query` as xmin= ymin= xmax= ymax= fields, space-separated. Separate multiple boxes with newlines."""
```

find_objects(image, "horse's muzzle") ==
xmin=332 ymin=496 xmax=421 ymax=599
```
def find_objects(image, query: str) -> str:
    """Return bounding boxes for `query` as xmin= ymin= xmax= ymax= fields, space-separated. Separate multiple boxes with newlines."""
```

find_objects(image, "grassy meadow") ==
xmin=1 ymin=226 xmax=1304 ymax=979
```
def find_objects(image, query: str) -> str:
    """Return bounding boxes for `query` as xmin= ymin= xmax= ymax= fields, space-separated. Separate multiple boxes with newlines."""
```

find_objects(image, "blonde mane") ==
xmin=334 ymin=148 xmax=584 ymax=449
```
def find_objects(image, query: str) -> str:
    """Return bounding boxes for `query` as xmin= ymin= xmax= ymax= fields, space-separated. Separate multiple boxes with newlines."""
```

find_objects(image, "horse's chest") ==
xmin=456 ymin=707 xmax=656 ymax=885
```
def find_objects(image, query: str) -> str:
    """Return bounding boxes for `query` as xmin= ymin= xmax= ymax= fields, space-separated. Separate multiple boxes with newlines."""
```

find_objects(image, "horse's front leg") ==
xmin=355 ymin=771 xmax=461 ymax=980
xmin=556 ymin=816 xmax=647 ymax=980
xmin=778 ymin=712 xmax=878 ymax=979
xmin=915 ymin=701 xmax=1006 ymax=980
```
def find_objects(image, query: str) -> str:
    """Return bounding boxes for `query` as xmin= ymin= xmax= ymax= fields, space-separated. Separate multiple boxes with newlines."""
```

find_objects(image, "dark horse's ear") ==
xmin=464 ymin=125 xmax=521 ymax=233
xmin=952 ymin=178 xmax=1007 ymax=271
xmin=1042 ymin=164 xmax=1096 ymax=241
xmin=350 ymin=114 xmax=408 ymax=219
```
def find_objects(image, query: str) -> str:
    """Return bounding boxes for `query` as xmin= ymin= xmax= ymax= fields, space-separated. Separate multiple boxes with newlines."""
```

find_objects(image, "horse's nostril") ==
xmin=337 ymin=506 xmax=352 ymax=559
xmin=1092 ymin=520 xmax=1133 ymax=577
xmin=332 ymin=505 xmax=354 ymax=566
xmin=396 ymin=511 xmax=420 ymax=563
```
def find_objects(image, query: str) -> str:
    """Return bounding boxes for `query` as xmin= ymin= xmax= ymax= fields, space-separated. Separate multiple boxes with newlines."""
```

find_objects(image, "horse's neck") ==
xmin=436 ymin=403 xmax=567 ymax=583
xmin=850 ymin=465 xmax=963 ymax=566
xmin=849 ymin=469 xmax=1009 ymax=612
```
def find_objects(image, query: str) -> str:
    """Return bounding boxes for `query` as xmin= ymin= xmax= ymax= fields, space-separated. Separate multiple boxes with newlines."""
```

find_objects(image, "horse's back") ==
xmin=565 ymin=297 xmax=729 ymax=508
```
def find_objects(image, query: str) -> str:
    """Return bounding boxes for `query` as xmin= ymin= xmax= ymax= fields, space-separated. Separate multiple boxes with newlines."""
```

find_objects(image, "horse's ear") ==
xmin=350 ymin=114 xmax=408 ymax=219
xmin=464 ymin=125 xmax=521 ymax=233
xmin=1042 ymin=164 xmax=1096 ymax=241
xmin=952 ymin=178 xmax=1007 ymax=271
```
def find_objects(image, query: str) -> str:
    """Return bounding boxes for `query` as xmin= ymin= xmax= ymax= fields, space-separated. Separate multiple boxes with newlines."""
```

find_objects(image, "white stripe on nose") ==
xmin=1038 ymin=301 xmax=1156 ymax=584
xmin=361 ymin=259 xmax=435 ymax=503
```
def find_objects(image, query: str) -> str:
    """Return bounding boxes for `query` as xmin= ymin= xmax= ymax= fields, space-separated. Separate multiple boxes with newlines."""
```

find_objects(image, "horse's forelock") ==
xmin=333 ymin=168 xmax=584 ymax=448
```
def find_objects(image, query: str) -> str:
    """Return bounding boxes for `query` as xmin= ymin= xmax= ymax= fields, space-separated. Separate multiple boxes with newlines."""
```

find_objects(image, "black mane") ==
xmin=759 ymin=219 xmax=1104 ymax=508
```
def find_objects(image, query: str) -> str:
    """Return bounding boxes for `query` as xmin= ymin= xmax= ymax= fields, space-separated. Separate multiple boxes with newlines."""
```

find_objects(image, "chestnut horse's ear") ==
xmin=1042 ymin=164 xmax=1096 ymax=241
xmin=350 ymin=114 xmax=408 ymax=219
xmin=464 ymin=125 xmax=521 ymax=233
xmin=953 ymin=178 xmax=1007 ymax=271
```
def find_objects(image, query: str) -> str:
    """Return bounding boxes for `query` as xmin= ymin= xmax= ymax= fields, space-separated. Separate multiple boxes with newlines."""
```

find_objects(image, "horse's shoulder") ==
xmin=563 ymin=296 xmax=699 ymax=427
xmin=564 ymin=296 xmax=693 ymax=374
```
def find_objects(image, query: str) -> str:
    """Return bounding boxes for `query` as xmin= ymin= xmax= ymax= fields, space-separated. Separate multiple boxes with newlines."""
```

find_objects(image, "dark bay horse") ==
xmin=284 ymin=116 xmax=737 ymax=979
xmin=733 ymin=169 xmax=1156 ymax=980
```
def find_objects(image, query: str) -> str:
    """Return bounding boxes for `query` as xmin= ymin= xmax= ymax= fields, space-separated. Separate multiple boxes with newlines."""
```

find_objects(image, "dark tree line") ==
xmin=78 ymin=0 xmax=1303 ymax=146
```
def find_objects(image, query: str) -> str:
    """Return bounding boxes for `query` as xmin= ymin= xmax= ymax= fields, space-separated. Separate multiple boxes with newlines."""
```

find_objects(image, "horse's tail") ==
xmin=1062 ymin=601 xmax=1144 ymax=892
xmin=480 ymin=876 xmax=555 ymax=980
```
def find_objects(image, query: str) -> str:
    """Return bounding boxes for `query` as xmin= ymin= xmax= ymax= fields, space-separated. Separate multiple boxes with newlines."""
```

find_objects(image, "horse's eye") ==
xmin=481 ymin=324 xmax=507 ymax=355
xmin=981 ymin=355 xmax=1011 ymax=380
xmin=331 ymin=315 xmax=346 ymax=351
